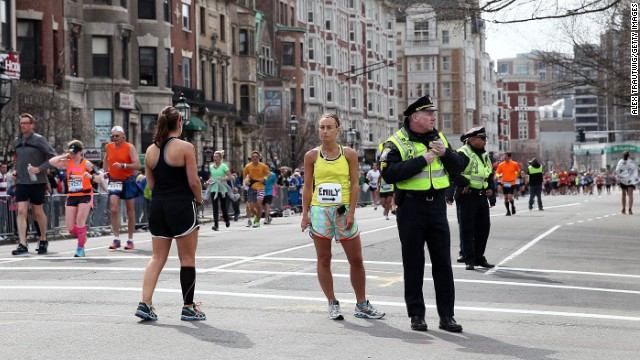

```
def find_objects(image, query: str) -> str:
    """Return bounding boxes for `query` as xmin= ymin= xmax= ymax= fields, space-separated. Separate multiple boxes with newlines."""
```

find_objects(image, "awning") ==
xmin=184 ymin=115 xmax=205 ymax=131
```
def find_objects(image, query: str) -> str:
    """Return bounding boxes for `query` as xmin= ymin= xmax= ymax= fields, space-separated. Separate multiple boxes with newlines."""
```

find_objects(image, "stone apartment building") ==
xmin=396 ymin=3 xmax=497 ymax=150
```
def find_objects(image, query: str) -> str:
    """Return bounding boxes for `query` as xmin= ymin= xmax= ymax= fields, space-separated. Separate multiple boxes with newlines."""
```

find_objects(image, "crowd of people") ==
xmin=1 ymin=100 xmax=638 ymax=330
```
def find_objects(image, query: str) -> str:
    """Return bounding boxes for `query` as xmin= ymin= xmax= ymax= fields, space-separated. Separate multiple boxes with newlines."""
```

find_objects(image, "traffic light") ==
xmin=577 ymin=129 xmax=585 ymax=142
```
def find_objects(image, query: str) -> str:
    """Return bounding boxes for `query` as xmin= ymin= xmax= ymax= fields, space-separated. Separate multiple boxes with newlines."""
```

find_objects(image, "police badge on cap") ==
xmin=403 ymin=95 xmax=437 ymax=117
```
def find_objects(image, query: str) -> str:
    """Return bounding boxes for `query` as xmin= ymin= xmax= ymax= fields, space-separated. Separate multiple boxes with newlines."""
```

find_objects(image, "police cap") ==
xmin=460 ymin=126 xmax=486 ymax=143
xmin=403 ymin=95 xmax=437 ymax=117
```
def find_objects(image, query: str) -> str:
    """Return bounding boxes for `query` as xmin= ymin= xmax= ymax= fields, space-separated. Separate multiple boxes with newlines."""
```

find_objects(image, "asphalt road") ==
xmin=1 ymin=190 xmax=639 ymax=360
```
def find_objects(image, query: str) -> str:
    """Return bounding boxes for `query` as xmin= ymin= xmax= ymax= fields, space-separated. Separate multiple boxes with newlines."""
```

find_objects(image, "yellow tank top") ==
xmin=311 ymin=145 xmax=351 ymax=206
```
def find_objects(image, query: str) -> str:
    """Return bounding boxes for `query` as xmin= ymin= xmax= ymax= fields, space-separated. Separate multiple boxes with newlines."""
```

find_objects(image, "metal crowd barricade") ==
xmin=0 ymin=192 xmax=150 ymax=241
xmin=262 ymin=185 xmax=374 ymax=218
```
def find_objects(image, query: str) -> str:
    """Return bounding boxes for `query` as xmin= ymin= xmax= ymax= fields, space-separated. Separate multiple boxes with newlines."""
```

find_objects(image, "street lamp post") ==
xmin=175 ymin=92 xmax=191 ymax=127
xmin=288 ymin=115 xmax=298 ymax=168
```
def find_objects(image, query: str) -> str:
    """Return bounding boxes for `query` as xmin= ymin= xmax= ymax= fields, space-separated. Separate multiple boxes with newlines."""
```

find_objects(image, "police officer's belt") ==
xmin=402 ymin=189 xmax=443 ymax=201
xmin=461 ymin=189 xmax=488 ymax=196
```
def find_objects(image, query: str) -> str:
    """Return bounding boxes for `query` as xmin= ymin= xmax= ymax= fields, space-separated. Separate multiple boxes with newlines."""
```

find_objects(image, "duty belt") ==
xmin=402 ymin=190 xmax=443 ymax=202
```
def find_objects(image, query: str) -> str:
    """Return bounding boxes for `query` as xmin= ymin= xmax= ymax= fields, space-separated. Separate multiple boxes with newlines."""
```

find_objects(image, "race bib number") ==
xmin=69 ymin=176 xmax=83 ymax=193
xmin=503 ymin=182 xmax=512 ymax=189
xmin=108 ymin=181 xmax=123 ymax=193
xmin=317 ymin=183 xmax=342 ymax=204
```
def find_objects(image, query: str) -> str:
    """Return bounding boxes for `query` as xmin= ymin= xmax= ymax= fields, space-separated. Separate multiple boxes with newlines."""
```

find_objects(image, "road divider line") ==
xmin=1 ymin=285 xmax=639 ymax=322
xmin=487 ymin=225 xmax=561 ymax=275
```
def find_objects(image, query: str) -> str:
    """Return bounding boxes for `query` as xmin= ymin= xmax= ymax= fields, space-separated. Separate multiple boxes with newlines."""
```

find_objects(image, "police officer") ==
xmin=453 ymin=127 xmax=495 ymax=271
xmin=527 ymin=158 xmax=544 ymax=211
xmin=380 ymin=95 xmax=464 ymax=332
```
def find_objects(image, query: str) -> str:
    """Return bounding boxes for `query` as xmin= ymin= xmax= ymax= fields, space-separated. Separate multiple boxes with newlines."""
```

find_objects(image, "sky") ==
xmin=483 ymin=0 xmax=609 ymax=61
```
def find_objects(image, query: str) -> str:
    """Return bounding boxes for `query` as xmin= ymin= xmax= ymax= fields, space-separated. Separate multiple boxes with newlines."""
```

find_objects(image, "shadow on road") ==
xmin=140 ymin=320 xmax=254 ymax=349
xmin=339 ymin=318 xmax=434 ymax=345
xmin=430 ymin=330 xmax=557 ymax=360
xmin=489 ymin=269 xmax=563 ymax=284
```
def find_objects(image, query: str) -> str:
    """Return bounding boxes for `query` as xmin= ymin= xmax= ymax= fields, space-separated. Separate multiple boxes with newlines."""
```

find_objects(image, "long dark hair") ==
xmin=153 ymin=106 xmax=181 ymax=146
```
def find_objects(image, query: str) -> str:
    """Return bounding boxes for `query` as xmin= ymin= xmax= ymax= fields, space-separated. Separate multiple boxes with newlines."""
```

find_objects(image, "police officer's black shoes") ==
xmin=465 ymin=263 xmax=475 ymax=270
xmin=477 ymin=259 xmax=495 ymax=269
xmin=439 ymin=317 xmax=463 ymax=332
xmin=410 ymin=315 xmax=428 ymax=331
xmin=456 ymin=255 xmax=465 ymax=263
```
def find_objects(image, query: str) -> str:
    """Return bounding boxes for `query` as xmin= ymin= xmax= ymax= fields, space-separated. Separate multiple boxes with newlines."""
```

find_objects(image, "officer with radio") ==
xmin=453 ymin=127 xmax=495 ymax=271
xmin=380 ymin=95 xmax=464 ymax=332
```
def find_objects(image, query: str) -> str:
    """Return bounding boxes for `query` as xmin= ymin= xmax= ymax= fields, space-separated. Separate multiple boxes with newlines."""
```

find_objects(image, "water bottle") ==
xmin=28 ymin=163 xmax=38 ymax=182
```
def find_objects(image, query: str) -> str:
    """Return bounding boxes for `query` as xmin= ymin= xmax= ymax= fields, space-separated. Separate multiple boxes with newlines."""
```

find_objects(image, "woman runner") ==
xmin=135 ymin=106 xmax=205 ymax=321
xmin=49 ymin=140 xmax=97 ymax=257
xmin=300 ymin=113 xmax=385 ymax=320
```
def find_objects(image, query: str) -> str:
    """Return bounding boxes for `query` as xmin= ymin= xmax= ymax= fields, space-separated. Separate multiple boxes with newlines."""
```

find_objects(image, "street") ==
xmin=0 ymin=192 xmax=639 ymax=360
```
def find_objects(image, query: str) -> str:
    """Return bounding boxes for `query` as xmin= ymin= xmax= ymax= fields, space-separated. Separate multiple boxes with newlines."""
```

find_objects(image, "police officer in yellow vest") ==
xmin=380 ymin=95 xmax=464 ymax=332
xmin=454 ymin=127 xmax=495 ymax=271
xmin=527 ymin=158 xmax=544 ymax=211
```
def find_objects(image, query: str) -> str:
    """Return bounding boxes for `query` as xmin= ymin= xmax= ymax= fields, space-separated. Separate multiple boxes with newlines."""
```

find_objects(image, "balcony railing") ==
xmin=205 ymin=100 xmax=236 ymax=116
xmin=172 ymin=85 xmax=204 ymax=104
xmin=20 ymin=63 xmax=47 ymax=82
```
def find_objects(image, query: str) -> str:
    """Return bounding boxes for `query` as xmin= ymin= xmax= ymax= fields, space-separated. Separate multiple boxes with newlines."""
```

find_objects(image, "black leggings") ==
xmin=211 ymin=193 xmax=229 ymax=227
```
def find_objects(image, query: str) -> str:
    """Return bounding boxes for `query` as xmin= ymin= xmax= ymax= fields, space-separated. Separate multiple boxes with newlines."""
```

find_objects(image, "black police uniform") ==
xmin=452 ymin=128 xmax=495 ymax=270
xmin=380 ymin=96 xmax=464 ymax=331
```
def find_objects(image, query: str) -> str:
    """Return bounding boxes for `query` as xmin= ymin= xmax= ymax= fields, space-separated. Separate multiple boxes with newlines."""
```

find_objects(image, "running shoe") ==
xmin=354 ymin=300 xmax=385 ymax=319
xmin=109 ymin=239 xmax=121 ymax=250
xmin=74 ymin=247 xmax=85 ymax=258
xmin=328 ymin=300 xmax=344 ymax=320
xmin=124 ymin=240 xmax=135 ymax=250
xmin=181 ymin=303 xmax=206 ymax=321
xmin=252 ymin=216 xmax=260 ymax=228
xmin=11 ymin=243 xmax=28 ymax=256
xmin=135 ymin=302 xmax=158 ymax=321
xmin=246 ymin=218 xmax=252 ymax=227
xmin=36 ymin=241 xmax=48 ymax=255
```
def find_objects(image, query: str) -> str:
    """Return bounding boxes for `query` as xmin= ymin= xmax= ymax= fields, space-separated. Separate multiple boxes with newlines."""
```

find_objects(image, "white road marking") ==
xmin=2 ymin=266 xmax=639 ymax=296
xmin=1 ymin=285 xmax=639 ymax=322
xmin=205 ymin=224 xmax=398 ymax=271
xmin=495 ymin=266 xmax=640 ymax=279
xmin=487 ymin=225 xmax=561 ymax=275
xmin=567 ymin=222 xmax=574 ymax=225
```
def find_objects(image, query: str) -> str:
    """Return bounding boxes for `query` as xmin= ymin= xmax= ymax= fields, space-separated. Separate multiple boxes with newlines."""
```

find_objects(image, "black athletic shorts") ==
xmin=620 ymin=183 xmax=636 ymax=190
xmin=502 ymin=184 xmax=514 ymax=195
xmin=263 ymin=195 xmax=273 ymax=205
xmin=15 ymin=184 xmax=47 ymax=205
xmin=66 ymin=195 xmax=92 ymax=207
xmin=149 ymin=198 xmax=200 ymax=238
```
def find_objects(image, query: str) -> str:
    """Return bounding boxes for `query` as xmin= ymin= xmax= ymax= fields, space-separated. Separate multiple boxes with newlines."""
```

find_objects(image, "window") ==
xmin=518 ymin=96 xmax=527 ymax=106
xmin=92 ymin=36 xmax=111 ymax=77
xmin=182 ymin=57 xmax=191 ymax=87
xmin=282 ymin=42 xmax=294 ymax=65
xmin=414 ymin=20 xmax=429 ymax=39
xmin=182 ymin=3 xmax=190 ymax=30
xmin=219 ymin=15 xmax=225 ymax=41
xmin=518 ymin=112 xmax=528 ymax=122
xmin=309 ymin=76 xmax=316 ymax=98
xmin=325 ymin=44 xmax=332 ymax=67
xmin=441 ymin=82 xmax=451 ymax=97
xmin=518 ymin=123 xmax=528 ymax=139
xmin=122 ymin=37 xmax=129 ymax=79
xmin=498 ymin=63 xmax=508 ymax=74
xmin=327 ymin=83 xmax=333 ymax=102
xmin=308 ymin=10 xmax=313 ymax=22
xmin=442 ymin=56 xmax=450 ymax=71
xmin=138 ymin=0 xmax=156 ymax=19
xmin=516 ymin=63 xmax=528 ymax=75
xmin=519 ymin=83 xmax=526 ymax=92
xmin=165 ymin=49 xmax=172 ymax=87
xmin=201 ymin=60 xmax=206 ymax=91
xmin=70 ymin=32 xmax=79 ymax=77
xmin=308 ymin=38 xmax=314 ymax=61
xmin=211 ymin=63 xmax=216 ymax=100
xmin=200 ymin=6 xmax=206 ymax=34
xmin=121 ymin=0 xmax=127 ymax=8
xmin=240 ymin=84 xmax=250 ymax=111
xmin=239 ymin=29 xmax=248 ymax=55
xmin=299 ymin=42 xmax=304 ymax=64
xmin=442 ymin=113 xmax=452 ymax=130
xmin=221 ymin=64 xmax=227 ymax=102
xmin=163 ymin=0 xmax=171 ymax=22
xmin=349 ymin=21 xmax=355 ymax=42
xmin=141 ymin=114 xmax=156 ymax=153
xmin=442 ymin=30 xmax=449 ymax=44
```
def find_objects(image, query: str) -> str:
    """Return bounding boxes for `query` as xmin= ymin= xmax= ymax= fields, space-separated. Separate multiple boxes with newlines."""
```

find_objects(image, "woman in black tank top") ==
xmin=135 ymin=106 xmax=206 ymax=322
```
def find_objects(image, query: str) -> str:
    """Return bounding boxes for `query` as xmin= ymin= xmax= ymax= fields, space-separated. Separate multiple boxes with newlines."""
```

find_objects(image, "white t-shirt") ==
xmin=366 ymin=169 xmax=381 ymax=188
xmin=615 ymin=159 xmax=639 ymax=186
